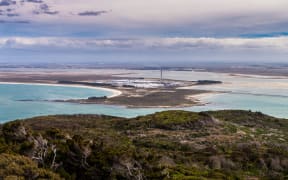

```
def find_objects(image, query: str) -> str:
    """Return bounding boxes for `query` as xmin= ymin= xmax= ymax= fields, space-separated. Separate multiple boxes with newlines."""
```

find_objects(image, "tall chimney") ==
xmin=160 ymin=67 xmax=163 ymax=83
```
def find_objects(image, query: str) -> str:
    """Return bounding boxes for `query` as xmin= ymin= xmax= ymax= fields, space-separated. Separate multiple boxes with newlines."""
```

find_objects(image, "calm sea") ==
xmin=117 ymin=70 xmax=288 ymax=118
xmin=1 ymin=70 xmax=288 ymax=122
xmin=0 ymin=83 xmax=163 ymax=123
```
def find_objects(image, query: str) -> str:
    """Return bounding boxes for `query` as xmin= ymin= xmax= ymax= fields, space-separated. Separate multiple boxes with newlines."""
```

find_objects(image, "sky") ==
xmin=0 ymin=0 xmax=288 ymax=65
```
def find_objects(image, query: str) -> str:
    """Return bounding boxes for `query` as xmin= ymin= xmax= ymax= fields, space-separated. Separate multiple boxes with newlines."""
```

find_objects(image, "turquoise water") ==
xmin=118 ymin=70 xmax=288 ymax=118
xmin=1 ymin=76 xmax=288 ymax=123
xmin=0 ymin=84 xmax=163 ymax=123
xmin=185 ymin=93 xmax=288 ymax=118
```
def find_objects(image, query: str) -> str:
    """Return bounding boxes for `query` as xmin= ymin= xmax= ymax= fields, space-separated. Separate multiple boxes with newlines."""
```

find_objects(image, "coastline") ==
xmin=0 ymin=81 xmax=122 ymax=98
xmin=191 ymin=92 xmax=223 ymax=101
xmin=186 ymin=91 xmax=223 ymax=106
xmin=0 ymin=81 xmax=212 ymax=108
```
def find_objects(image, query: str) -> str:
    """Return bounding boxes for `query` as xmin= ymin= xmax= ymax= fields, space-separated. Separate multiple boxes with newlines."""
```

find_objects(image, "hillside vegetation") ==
xmin=0 ymin=110 xmax=288 ymax=179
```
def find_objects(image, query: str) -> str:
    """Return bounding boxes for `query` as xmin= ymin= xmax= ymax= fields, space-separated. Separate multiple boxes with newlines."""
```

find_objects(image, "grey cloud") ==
xmin=2 ymin=0 xmax=60 ymax=16
xmin=78 ymin=10 xmax=108 ymax=16
xmin=25 ymin=0 xmax=43 ymax=3
xmin=44 ymin=11 xmax=58 ymax=15
xmin=33 ymin=3 xmax=58 ymax=15
xmin=0 ymin=20 xmax=29 ymax=23
xmin=39 ymin=3 xmax=48 ymax=10
xmin=0 ymin=6 xmax=19 ymax=17
xmin=6 ymin=12 xmax=18 ymax=16
xmin=0 ymin=0 xmax=16 ymax=6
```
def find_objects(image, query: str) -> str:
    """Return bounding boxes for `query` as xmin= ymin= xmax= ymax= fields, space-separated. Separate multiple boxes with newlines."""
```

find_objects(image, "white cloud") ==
xmin=1 ymin=37 xmax=288 ymax=52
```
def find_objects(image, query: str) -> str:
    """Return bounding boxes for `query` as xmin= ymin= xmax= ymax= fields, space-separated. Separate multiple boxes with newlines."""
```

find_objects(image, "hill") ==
xmin=0 ymin=110 xmax=287 ymax=179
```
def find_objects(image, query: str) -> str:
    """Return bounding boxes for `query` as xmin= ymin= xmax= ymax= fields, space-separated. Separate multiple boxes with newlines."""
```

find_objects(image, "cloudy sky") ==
xmin=0 ymin=0 xmax=288 ymax=64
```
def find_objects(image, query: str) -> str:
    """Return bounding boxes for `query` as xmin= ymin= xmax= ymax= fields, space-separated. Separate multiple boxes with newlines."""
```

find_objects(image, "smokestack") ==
xmin=160 ymin=67 xmax=163 ymax=83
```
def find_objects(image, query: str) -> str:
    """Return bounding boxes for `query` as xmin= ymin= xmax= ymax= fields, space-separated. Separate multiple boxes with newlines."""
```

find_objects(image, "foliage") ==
xmin=0 ymin=153 xmax=61 ymax=179
xmin=0 ymin=110 xmax=288 ymax=179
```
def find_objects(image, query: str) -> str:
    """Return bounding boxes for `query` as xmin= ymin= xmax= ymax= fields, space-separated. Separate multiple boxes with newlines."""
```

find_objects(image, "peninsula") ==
xmin=0 ymin=69 xmax=219 ymax=108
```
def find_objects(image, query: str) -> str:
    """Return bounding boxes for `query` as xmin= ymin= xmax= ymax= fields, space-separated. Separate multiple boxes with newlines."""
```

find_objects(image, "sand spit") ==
xmin=0 ymin=82 xmax=122 ymax=98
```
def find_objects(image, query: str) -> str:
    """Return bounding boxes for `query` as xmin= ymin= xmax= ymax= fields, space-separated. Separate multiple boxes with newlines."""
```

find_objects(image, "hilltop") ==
xmin=0 ymin=110 xmax=288 ymax=179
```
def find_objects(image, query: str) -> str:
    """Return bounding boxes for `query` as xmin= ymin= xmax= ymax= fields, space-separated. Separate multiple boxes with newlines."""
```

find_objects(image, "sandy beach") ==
xmin=0 ymin=82 xmax=122 ymax=98
xmin=189 ymin=92 xmax=224 ymax=104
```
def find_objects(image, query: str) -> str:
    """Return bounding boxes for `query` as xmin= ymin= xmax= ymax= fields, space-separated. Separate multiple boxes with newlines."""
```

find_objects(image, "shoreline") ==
xmin=191 ymin=92 xmax=223 ymax=100
xmin=0 ymin=81 xmax=122 ymax=98
xmin=186 ymin=91 xmax=223 ymax=106
xmin=0 ymin=81 xmax=212 ymax=108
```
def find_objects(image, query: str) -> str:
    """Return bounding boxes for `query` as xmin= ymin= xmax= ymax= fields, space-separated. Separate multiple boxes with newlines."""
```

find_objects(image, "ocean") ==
xmin=117 ymin=69 xmax=288 ymax=118
xmin=0 ymin=83 xmax=163 ymax=122
xmin=1 ymin=70 xmax=288 ymax=122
